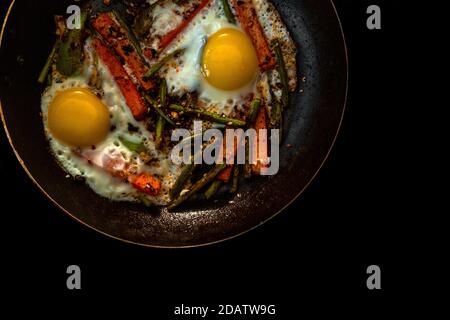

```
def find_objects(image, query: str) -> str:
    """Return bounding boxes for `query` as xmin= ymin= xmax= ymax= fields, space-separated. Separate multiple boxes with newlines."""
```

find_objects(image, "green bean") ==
xmin=56 ymin=12 xmax=87 ymax=77
xmin=168 ymin=164 xmax=227 ymax=210
xmin=144 ymin=95 xmax=175 ymax=126
xmin=111 ymin=10 xmax=145 ymax=62
xmin=155 ymin=80 xmax=168 ymax=147
xmin=38 ymin=40 xmax=59 ymax=84
xmin=170 ymin=163 xmax=196 ymax=198
xmin=272 ymin=39 xmax=290 ymax=107
xmin=119 ymin=136 xmax=146 ymax=154
xmin=169 ymin=104 xmax=246 ymax=127
xmin=229 ymin=165 xmax=240 ymax=193
xmin=204 ymin=180 xmax=223 ymax=199
xmin=248 ymin=99 xmax=261 ymax=124
xmin=220 ymin=0 xmax=236 ymax=24
xmin=144 ymin=48 xmax=185 ymax=78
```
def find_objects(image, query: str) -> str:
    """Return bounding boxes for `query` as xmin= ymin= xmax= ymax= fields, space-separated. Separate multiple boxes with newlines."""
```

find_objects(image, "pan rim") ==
xmin=0 ymin=0 xmax=348 ymax=249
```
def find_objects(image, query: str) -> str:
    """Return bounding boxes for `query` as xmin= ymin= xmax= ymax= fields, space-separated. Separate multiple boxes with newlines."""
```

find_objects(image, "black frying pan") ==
xmin=0 ymin=0 xmax=347 ymax=247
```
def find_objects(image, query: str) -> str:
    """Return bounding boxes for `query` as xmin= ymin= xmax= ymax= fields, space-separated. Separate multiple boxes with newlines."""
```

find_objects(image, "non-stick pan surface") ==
xmin=0 ymin=0 xmax=347 ymax=247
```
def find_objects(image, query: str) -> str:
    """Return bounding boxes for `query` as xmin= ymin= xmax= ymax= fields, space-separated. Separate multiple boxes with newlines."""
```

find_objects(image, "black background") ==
xmin=0 ymin=0 xmax=423 ymax=316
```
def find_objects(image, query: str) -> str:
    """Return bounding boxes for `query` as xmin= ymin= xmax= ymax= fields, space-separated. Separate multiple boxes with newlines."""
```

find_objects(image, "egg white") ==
xmin=41 ymin=40 xmax=181 ymax=205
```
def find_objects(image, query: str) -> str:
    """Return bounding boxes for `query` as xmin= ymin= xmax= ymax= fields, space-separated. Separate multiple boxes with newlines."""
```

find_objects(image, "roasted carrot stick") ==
xmin=93 ymin=38 xmax=148 ymax=120
xmin=251 ymin=106 xmax=269 ymax=175
xmin=129 ymin=173 xmax=162 ymax=196
xmin=92 ymin=13 xmax=154 ymax=91
xmin=231 ymin=0 xmax=276 ymax=71
xmin=159 ymin=0 xmax=211 ymax=50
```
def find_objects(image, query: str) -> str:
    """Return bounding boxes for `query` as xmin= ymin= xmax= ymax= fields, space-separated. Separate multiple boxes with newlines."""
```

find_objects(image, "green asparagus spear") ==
xmin=204 ymin=180 xmax=223 ymax=199
xmin=144 ymin=95 xmax=175 ymax=126
xmin=272 ymin=39 xmax=290 ymax=107
xmin=229 ymin=165 xmax=240 ymax=193
xmin=168 ymin=164 xmax=227 ymax=210
xmin=248 ymin=99 xmax=261 ymax=124
xmin=155 ymin=80 xmax=168 ymax=147
xmin=220 ymin=0 xmax=236 ymax=24
xmin=169 ymin=104 xmax=246 ymax=127
xmin=170 ymin=163 xmax=196 ymax=198
xmin=56 ymin=12 xmax=87 ymax=77
xmin=38 ymin=40 xmax=59 ymax=84
xmin=111 ymin=10 xmax=146 ymax=62
xmin=144 ymin=48 xmax=185 ymax=78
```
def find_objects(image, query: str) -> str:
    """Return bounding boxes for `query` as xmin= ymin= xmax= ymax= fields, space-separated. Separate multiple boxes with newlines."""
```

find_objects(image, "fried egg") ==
xmin=41 ymin=40 xmax=180 ymax=205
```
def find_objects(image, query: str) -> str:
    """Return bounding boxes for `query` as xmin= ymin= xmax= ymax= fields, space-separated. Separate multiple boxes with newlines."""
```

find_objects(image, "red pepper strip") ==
xmin=231 ymin=0 xmax=276 ymax=71
xmin=129 ymin=173 xmax=162 ymax=196
xmin=93 ymin=39 xmax=148 ymax=120
xmin=217 ymin=165 xmax=234 ymax=183
xmin=159 ymin=0 xmax=211 ymax=50
xmin=92 ymin=13 xmax=154 ymax=91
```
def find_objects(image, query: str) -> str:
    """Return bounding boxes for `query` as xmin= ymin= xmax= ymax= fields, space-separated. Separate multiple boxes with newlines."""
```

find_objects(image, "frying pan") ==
xmin=0 ymin=0 xmax=347 ymax=247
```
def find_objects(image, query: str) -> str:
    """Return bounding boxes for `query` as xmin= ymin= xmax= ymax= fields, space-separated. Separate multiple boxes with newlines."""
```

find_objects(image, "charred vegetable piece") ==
xmin=38 ymin=40 xmax=60 ymax=84
xmin=204 ymin=180 xmax=223 ymax=199
xmin=159 ymin=0 xmax=211 ymax=50
xmin=230 ymin=0 xmax=276 ymax=71
xmin=168 ymin=163 xmax=227 ymax=210
xmin=144 ymin=95 xmax=175 ymax=126
xmin=170 ymin=163 xmax=196 ymax=198
xmin=248 ymin=99 xmax=261 ymax=124
xmin=220 ymin=0 xmax=236 ymax=24
xmin=111 ymin=10 xmax=145 ymax=59
xmin=92 ymin=12 xmax=154 ymax=91
xmin=93 ymin=39 xmax=148 ymax=120
xmin=56 ymin=12 xmax=87 ymax=76
xmin=229 ymin=165 xmax=240 ymax=193
xmin=130 ymin=173 xmax=162 ymax=196
xmin=155 ymin=80 xmax=168 ymax=147
xmin=272 ymin=39 xmax=290 ymax=107
xmin=169 ymin=104 xmax=246 ymax=127
xmin=144 ymin=48 xmax=185 ymax=78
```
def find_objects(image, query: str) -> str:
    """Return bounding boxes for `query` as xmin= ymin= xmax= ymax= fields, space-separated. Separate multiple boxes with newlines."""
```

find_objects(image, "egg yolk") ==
xmin=202 ymin=28 xmax=258 ymax=91
xmin=47 ymin=88 xmax=110 ymax=147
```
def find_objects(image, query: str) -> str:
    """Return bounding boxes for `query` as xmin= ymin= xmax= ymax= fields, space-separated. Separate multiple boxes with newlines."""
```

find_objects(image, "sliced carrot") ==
xmin=93 ymin=39 xmax=148 ymax=120
xmin=251 ymin=106 xmax=269 ymax=175
xmin=159 ymin=0 xmax=211 ymax=50
xmin=92 ymin=13 xmax=154 ymax=91
xmin=231 ymin=0 xmax=276 ymax=71
xmin=129 ymin=173 xmax=162 ymax=196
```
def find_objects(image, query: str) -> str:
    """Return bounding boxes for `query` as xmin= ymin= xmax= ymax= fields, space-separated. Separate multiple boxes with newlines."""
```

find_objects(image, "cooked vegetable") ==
xmin=144 ymin=48 xmax=185 ymax=78
xmin=170 ymin=163 xmax=196 ymax=198
xmin=38 ymin=41 xmax=59 ymax=84
xmin=220 ymin=0 xmax=236 ymax=24
xmin=230 ymin=0 xmax=276 ymax=71
xmin=169 ymin=104 xmax=246 ymax=127
xmin=229 ymin=165 xmax=240 ymax=193
xmin=251 ymin=106 xmax=269 ymax=175
xmin=204 ymin=180 xmax=223 ymax=199
xmin=159 ymin=0 xmax=211 ymax=50
xmin=119 ymin=136 xmax=146 ymax=154
xmin=130 ymin=173 xmax=162 ymax=196
xmin=248 ymin=99 xmax=261 ymax=124
xmin=93 ymin=38 xmax=148 ymax=120
xmin=92 ymin=12 xmax=154 ymax=91
xmin=168 ymin=163 xmax=227 ymax=210
xmin=155 ymin=80 xmax=169 ymax=147
xmin=144 ymin=95 xmax=175 ymax=126
xmin=56 ymin=12 xmax=87 ymax=76
xmin=217 ymin=165 xmax=233 ymax=182
xmin=272 ymin=39 xmax=289 ymax=107
xmin=111 ymin=10 xmax=145 ymax=60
